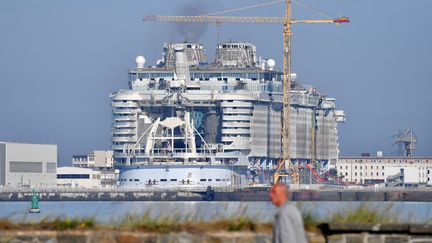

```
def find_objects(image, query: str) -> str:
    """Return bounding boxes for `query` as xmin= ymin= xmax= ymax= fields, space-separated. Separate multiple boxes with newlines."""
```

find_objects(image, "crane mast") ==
xmin=281 ymin=0 xmax=295 ymax=184
xmin=143 ymin=1 xmax=349 ymax=185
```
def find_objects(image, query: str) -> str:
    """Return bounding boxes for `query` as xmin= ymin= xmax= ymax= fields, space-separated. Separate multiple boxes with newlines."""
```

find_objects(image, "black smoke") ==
xmin=172 ymin=1 xmax=209 ymax=41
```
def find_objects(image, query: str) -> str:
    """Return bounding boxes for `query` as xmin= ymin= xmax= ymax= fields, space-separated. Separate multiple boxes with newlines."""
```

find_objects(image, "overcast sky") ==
xmin=0 ymin=0 xmax=431 ymax=165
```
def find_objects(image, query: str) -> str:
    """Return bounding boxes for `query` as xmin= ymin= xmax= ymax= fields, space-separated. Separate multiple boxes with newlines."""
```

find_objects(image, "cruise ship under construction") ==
xmin=111 ymin=42 xmax=346 ymax=189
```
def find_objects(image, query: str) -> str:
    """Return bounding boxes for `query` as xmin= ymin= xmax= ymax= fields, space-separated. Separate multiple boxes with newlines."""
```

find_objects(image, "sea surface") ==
xmin=1 ymin=201 xmax=431 ymax=224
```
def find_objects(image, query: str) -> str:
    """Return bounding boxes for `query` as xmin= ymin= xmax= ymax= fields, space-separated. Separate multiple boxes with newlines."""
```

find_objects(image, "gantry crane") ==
xmin=143 ymin=0 xmax=349 ymax=185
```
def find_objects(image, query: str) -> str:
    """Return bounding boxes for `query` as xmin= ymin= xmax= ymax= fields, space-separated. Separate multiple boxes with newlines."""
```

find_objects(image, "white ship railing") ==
xmin=0 ymin=185 xmax=237 ymax=193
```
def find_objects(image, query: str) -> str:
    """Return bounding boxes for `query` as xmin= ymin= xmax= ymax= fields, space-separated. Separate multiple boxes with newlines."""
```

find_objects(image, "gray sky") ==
xmin=0 ymin=0 xmax=431 ymax=165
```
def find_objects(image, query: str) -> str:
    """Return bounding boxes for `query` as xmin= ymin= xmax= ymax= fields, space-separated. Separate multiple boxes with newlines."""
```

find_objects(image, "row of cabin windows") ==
xmin=120 ymin=178 xmax=230 ymax=183
xmin=130 ymin=73 xmax=264 ymax=80
xmin=342 ymin=160 xmax=430 ymax=163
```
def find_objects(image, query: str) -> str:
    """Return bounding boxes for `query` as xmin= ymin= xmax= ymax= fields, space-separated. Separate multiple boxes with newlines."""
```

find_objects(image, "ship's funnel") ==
xmin=172 ymin=45 xmax=190 ymax=88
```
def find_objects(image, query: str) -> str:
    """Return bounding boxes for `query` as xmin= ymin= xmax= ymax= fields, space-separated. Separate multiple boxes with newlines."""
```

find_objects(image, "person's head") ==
xmin=269 ymin=183 xmax=289 ymax=207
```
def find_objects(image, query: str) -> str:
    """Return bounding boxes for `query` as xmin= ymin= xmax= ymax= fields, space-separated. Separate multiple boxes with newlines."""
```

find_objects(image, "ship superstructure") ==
xmin=111 ymin=42 xmax=345 ymax=188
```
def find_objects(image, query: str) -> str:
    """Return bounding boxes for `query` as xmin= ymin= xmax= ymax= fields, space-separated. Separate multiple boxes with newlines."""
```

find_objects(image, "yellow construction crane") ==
xmin=144 ymin=15 xmax=348 ymax=25
xmin=143 ymin=0 xmax=349 ymax=185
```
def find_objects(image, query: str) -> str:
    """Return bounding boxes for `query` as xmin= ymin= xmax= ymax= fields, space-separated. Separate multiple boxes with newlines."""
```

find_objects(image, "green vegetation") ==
xmin=0 ymin=213 xmax=270 ymax=232
xmin=0 ymin=203 xmax=423 ymax=232
xmin=328 ymin=204 xmax=400 ymax=224
xmin=301 ymin=210 xmax=321 ymax=231
xmin=298 ymin=203 xmax=404 ymax=230
xmin=117 ymin=212 xmax=182 ymax=232
xmin=40 ymin=217 xmax=96 ymax=230
xmin=114 ymin=210 xmax=269 ymax=233
xmin=0 ymin=217 xmax=96 ymax=231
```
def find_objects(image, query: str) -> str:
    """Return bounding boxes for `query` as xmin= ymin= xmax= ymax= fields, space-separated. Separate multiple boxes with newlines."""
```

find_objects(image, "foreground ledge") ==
xmin=0 ymin=231 xmax=273 ymax=243
xmin=320 ymin=223 xmax=432 ymax=243
xmin=1 ymin=224 xmax=432 ymax=243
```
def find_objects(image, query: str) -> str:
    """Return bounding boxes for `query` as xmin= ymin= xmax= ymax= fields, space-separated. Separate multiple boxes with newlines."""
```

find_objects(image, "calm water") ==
xmin=1 ymin=201 xmax=431 ymax=224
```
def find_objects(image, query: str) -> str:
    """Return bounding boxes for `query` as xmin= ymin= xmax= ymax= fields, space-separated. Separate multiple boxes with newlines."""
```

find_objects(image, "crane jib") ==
xmin=143 ymin=15 xmax=349 ymax=25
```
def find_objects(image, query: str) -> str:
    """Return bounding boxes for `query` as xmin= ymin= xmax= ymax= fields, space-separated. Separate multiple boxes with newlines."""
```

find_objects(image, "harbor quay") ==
xmin=1 ymin=187 xmax=432 ymax=202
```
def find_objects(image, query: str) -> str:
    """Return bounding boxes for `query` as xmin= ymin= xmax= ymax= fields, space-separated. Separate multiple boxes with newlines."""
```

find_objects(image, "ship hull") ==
xmin=117 ymin=165 xmax=248 ymax=190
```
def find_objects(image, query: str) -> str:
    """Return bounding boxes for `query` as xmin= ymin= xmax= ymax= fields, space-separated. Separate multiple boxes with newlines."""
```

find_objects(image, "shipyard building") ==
xmin=0 ymin=142 xmax=57 ymax=188
xmin=111 ymin=42 xmax=345 ymax=187
xmin=337 ymin=155 xmax=432 ymax=186
xmin=72 ymin=150 xmax=114 ymax=168
xmin=57 ymin=167 xmax=102 ymax=189
xmin=71 ymin=151 xmax=119 ymax=187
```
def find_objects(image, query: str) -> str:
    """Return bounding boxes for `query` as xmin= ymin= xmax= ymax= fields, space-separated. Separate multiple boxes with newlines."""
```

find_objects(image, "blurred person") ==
xmin=270 ymin=183 xmax=307 ymax=243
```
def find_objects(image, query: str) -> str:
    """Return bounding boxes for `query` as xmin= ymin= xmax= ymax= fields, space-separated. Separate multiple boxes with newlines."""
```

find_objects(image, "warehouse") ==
xmin=0 ymin=142 xmax=57 ymax=188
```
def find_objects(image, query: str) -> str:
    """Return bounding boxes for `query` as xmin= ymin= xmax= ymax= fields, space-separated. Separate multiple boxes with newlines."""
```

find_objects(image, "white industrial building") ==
xmin=0 ymin=142 xmax=57 ymax=188
xmin=384 ymin=166 xmax=429 ymax=187
xmin=72 ymin=150 xmax=114 ymax=168
xmin=57 ymin=167 xmax=101 ymax=189
xmin=337 ymin=155 xmax=432 ymax=185
xmin=428 ymin=168 xmax=432 ymax=186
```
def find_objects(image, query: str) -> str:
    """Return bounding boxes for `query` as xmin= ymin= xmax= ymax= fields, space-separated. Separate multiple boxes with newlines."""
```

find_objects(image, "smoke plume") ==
xmin=172 ymin=1 xmax=209 ymax=41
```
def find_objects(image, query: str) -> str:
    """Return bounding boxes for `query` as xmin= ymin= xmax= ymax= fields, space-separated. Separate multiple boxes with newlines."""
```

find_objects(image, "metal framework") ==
xmin=394 ymin=129 xmax=417 ymax=157
xmin=143 ymin=15 xmax=349 ymax=25
xmin=143 ymin=0 xmax=349 ymax=185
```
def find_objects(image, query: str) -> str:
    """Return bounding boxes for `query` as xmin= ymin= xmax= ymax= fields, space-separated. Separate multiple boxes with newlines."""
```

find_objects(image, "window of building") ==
xmin=170 ymin=179 xmax=177 ymax=181
xmin=161 ymin=179 xmax=167 ymax=182
xmin=57 ymin=174 xmax=91 ymax=179
xmin=134 ymin=179 xmax=139 ymax=182
xmin=200 ymin=179 xmax=207 ymax=182
xmin=216 ymin=179 xmax=221 ymax=182
xmin=355 ymin=172 xmax=357 ymax=176
xmin=208 ymin=179 xmax=212 ymax=182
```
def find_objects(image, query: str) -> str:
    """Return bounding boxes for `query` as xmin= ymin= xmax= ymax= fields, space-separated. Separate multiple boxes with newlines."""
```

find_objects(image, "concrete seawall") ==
xmin=1 ymin=224 xmax=432 ymax=243
xmin=1 ymin=189 xmax=432 ymax=201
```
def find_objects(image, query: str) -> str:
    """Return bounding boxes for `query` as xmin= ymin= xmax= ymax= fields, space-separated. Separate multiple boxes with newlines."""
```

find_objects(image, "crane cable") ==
xmin=198 ymin=0 xmax=332 ymax=20
xmin=292 ymin=0 xmax=332 ymax=19
xmin=200 ymin=0 xmax=284 ymax=16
